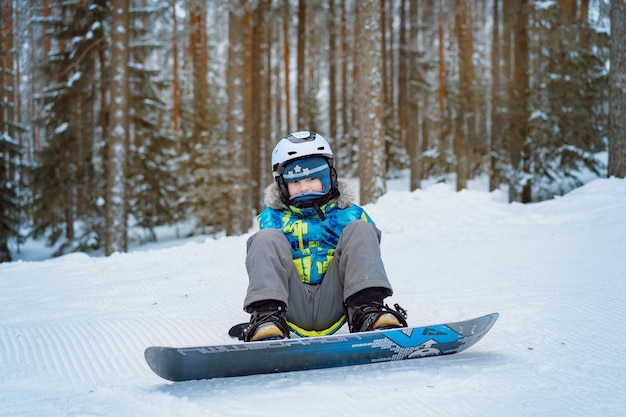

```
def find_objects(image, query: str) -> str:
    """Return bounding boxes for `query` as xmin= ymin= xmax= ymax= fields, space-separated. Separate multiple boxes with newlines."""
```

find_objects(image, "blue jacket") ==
xmin=257 ymin=178 xmax=375 ymax=285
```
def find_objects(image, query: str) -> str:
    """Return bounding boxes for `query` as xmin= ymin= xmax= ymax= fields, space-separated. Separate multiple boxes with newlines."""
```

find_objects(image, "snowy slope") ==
xmin=1 ymin=177 xmax=625 ymax=417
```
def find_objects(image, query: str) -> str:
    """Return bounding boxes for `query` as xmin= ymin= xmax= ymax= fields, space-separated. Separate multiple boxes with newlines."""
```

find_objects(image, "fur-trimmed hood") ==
xmin=263 ymin=178 xmax=356 ymax=210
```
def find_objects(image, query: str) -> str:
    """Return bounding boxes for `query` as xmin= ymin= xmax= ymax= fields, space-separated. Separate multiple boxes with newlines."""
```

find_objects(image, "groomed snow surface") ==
xmin=1 ymin=176 xmax=625 ymax=417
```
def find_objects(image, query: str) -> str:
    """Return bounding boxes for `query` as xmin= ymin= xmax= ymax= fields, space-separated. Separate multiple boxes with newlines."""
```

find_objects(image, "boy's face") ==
xmin=287 ymin=177 xmax=323 ymax=197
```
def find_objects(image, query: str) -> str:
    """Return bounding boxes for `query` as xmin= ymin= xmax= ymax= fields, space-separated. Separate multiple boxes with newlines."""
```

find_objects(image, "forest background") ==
xmin=1 ymin=0 xmax=625 ymax=263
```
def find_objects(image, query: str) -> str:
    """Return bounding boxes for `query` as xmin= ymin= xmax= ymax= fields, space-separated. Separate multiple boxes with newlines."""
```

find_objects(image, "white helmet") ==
xmin=271 ymin=131 xmax=333 ymax=178
xmin=271 ymin=131 xmax=338 ymax=206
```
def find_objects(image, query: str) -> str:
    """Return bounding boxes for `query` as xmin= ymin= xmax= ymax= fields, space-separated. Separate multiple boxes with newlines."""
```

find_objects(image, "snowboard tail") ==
xmin=145 ymin=312 xmax=498 ymax=382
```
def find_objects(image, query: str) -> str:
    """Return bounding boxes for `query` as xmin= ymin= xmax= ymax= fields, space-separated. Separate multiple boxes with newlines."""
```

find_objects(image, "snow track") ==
xmin=3 ymin=319 xmax=162 ymax=384
xmin=1 ymin=178 xmax=625 ymax=417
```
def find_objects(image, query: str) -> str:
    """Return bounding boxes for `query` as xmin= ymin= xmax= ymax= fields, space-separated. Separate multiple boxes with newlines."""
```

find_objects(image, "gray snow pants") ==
xmin=244 ymin=220 xmax=393 ymax=331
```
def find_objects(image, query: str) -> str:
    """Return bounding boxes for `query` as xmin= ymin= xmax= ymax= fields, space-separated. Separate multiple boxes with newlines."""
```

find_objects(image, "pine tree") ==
xmin=0 ymin=0 xmax=25 ymax=262
xmin=0 ymin=141 xmax=23 ymax=263
xmin=126 ymin=4 xmax=182 ymax=242
xmin=524 ymin=3 xmax=607 ymax=201
xmin=177 ymin=1 xmax=231 ymax=237
xmin=30 ymin=1 xmax=108 ymax=255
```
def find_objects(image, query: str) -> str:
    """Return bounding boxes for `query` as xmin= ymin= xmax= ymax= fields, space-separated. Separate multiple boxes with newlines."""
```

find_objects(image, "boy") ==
xmin=241 ymin=131 xmax=407 ymax=342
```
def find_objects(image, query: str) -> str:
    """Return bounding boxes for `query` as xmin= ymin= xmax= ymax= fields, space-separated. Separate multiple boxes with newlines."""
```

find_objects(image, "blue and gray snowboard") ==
xmin=145 ymin=312 xmax=498 ymax=382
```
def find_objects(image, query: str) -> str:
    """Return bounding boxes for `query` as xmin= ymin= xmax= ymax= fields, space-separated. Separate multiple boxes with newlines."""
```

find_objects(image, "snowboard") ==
xmin=145 ymin=312 xmax=498 ymax=382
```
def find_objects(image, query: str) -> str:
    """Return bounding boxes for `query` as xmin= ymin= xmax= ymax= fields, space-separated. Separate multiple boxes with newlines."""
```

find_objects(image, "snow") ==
xmin=67 ymin=72 xmax=82 ymax=88
xmin=54 ymin=122 xmax=69 ymax=134
xmin=2 ymin=175 xmax=626 ymax=417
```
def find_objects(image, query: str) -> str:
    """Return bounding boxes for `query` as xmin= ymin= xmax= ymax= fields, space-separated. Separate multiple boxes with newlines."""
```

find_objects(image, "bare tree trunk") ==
xmin=0 ymin=0 xmax=15 ymax=262
xmin=0 ymin=0 xmax=14 ymax=159
xmin=608 ymin=0 xmax=626 ymax=178
xmin=274 ymin=45 xmax=283 ymax=136
xmin=509 ymin=0 xmax=530 ymax=202
xmin=263 ymin=4 xmax=273 ymax=189
xmin=355 ymin=0 xmax=385 ymax=204
xmin=282 ymin=0 xmax=291 ymax=132
xmin=297 ymin=0 xmax=306 ymax=128
xmin=227 ymin=0 xmax=252 ymax=235
xmin=579 ymin=0 xmax=589 ymax=21
xmin=105 ymin=0 xmax=130 ymax=255
xmin=561 ymin=0 xmax=576 ymax=25
xmin=419 ymin=0 xmax=436 ymax=188
xmin=189 ymin=4 xmax=209 ymax=141
xmin=490 ymin=0 xmax=503 ymax=191
xmin=340 ymin=0 xmax=349 ymax=146
xmin=437 ymin=5 xmax=445 ymax=122
xmin=252 ymin=0 xmax=271 ymax=210
xmin=408 ymin=0 xmax=421 ymax=191
xmin=349 ymin=2 xmax=360 ymax=171
xmin=172 ymin=5 xmax=179 ymax=142
xmin=454 ymin=0 xmax=471 ymax=191
xmin=397 ymin=0 xmax=408 ymax=153
xmin=381 ymin=0 xmax=391 ymax=137
xmin=328 ymin=0 xmax=338 ymax=143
